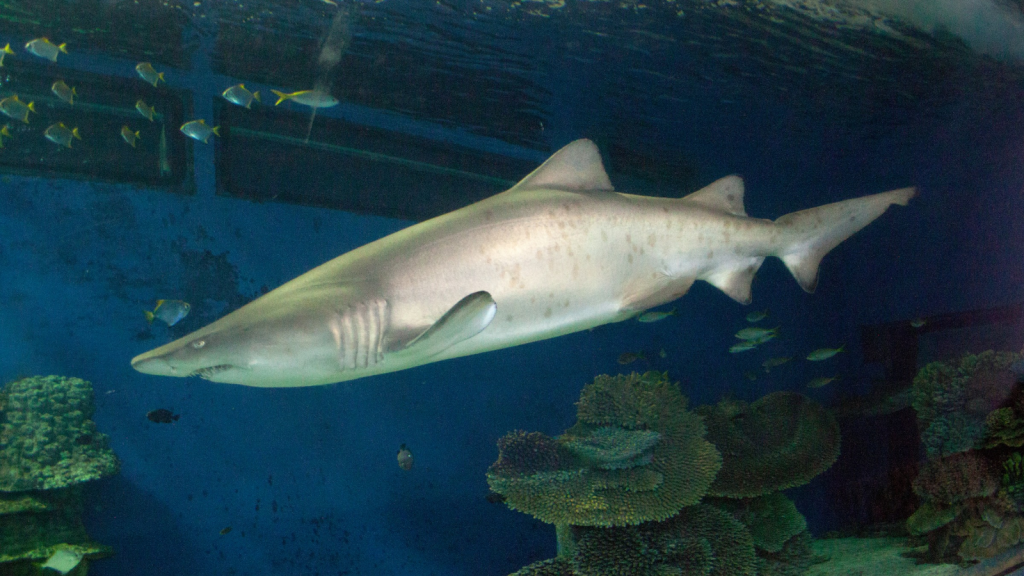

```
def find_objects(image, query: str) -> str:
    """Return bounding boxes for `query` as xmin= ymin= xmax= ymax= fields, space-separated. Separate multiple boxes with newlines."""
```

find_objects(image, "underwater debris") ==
xmin=0 ymin=375 xmax=119 ymax=491
xmin=700 ymin=391 xmax=841 ymax=498
xmin=488 ymin=372 xmax=722 ymax=526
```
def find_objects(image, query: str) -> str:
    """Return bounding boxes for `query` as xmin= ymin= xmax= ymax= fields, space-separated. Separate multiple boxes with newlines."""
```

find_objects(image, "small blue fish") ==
xmin=637 ymin=307 xmax=677 ymax=323
xmin=145 ymin=299 xmax=190 ymax=326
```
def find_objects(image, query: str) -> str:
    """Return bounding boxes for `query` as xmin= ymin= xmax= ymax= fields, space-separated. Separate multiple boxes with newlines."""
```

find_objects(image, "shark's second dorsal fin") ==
xmin=508 ymin=139 xmax=614 ymax=193
xmin=397 ymin=291 xmax=497 ymax=359
xmin=680 ymin=175 xmax=747 ymax=217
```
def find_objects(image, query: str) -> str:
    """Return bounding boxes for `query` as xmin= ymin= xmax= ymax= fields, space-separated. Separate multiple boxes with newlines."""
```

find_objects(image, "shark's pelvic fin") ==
xmin=400 ymin=291 xmax=497 ymax=359
xmin=775 ymin=186 xmax=917 ymax=293
xmin=680 ymin=175 xmax=747 ymax=217
xmin=507 ymin=139 xmax=614 ymax=193
xmin=705 ymin=257 xmax=766 ymax=305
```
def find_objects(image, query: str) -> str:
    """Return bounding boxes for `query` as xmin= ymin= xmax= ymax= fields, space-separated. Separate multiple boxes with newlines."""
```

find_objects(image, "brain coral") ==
xmin=570 ymin=504 xmax=757 ymax=576
xmin=0 ymin=376 xmax=119 ymax=491
xmin=912 ymin=351 xmax=1020 ymax=458
xmin=708 ymin=492 xmax=807 ymax=553
xmin=699 ymin=392 xmax=840 ymax=498
xmin=487 ymin=372 xmax=722 ymax=526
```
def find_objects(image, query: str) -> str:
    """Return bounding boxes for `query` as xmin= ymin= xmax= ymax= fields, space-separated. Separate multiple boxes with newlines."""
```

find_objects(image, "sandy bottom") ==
xmin=807 ymin=537 xmax=960 ymax=576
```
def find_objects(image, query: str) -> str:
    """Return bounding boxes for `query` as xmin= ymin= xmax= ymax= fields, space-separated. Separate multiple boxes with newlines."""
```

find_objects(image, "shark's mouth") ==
xmin=189 ymin=365 xmax=234 ymax=380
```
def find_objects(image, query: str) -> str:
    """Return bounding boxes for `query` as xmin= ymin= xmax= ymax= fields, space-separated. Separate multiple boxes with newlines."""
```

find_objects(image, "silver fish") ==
xmin=43 ymin=122 xmax=81 ymax=148
xmin=145 ymin=299 xmax=191 ymax=326
xmin=222 ymin=84 xmax=261 ymax=109
xmin=270 ymin=89 xmax=338 ymax=108
xmin=0 ymin=96 xmax=35 ymax=123
xmin=136 ymin=100 xmax=156 ymax=122
xmin=136 ymin=62 xmax=164 ymax=87
xmin=51 ymin=80 xmax=76 ymax=105
xmin=131 ymin=139 xmax=914 ymax=387
xmin=736 ymin=326 xmax=777 ymax=341
xmin=180 ymin=119 xmax=219 ymax=144
xmin=25 ymin=38 xmax=67 ymax=62
xmin=745 ymin=309 xmax=769 ymax=323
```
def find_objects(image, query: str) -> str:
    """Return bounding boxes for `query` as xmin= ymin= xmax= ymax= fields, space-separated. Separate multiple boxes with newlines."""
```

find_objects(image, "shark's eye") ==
xmin=191 ymin=340 xmax=206 ymax=349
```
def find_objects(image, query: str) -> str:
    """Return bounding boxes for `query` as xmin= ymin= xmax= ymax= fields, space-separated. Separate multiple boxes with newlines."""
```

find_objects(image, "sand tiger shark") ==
xmin=131 ymin=139 xmax=915 ymax=387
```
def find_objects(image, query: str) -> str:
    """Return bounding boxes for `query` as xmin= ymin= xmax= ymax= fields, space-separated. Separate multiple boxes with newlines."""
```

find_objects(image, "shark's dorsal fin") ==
xmin=508 ymin=139 xmax=614 ymax=193
xmin=397 ymin=291 xmax=496 ymax=359
xmin=680 ymin=175 xmax=747 ymax=217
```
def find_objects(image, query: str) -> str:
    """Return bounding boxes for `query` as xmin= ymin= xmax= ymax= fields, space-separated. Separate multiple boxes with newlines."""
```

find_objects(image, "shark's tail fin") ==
xmin=774 ymin=187 xmax=916 ymax=292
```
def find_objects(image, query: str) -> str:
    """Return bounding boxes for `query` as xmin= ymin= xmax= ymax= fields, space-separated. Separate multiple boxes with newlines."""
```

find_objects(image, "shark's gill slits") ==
xmin=190 ymin=365 xmax=234 ymax=380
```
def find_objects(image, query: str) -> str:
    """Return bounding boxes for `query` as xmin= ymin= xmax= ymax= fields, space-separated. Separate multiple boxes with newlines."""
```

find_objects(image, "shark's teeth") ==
xmin=190 ymin=365 xmax=233 ymax=380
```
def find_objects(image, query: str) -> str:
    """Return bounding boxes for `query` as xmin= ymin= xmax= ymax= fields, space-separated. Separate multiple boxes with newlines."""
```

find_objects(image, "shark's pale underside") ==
xmin=131 ymin=139 xmax=915 ymax=387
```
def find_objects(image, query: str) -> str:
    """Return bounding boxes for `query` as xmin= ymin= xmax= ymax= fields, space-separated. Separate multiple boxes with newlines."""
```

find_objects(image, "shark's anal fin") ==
xmin=705 ymin=257 xmax=765 ymax=305
xmin=399 ymin=291 xmax=497 ymax=359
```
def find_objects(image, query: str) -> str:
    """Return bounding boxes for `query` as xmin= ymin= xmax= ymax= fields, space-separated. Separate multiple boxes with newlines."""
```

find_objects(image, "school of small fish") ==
xmin=723 ymin=308 xmax=845 ymax=389
xmin=0 ymin=40 xmax=335 ymax=153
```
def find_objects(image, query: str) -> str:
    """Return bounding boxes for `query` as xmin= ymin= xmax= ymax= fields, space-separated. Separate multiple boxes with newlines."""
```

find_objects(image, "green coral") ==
xmin=912 ymin=351 xmax=1020 ymax=458
xmin=0 ymin=486 xmax=111 ymax=565
xmin=709 ymin=493 xmax=807 ymax=553
xmin=570 ymin=504 xmax=756 ymax=576
xmin=906 ymin=501 xmax=959 ymax=536
xmin=487 ymin=372 xmax=722 ymax=526
xmin=699 ymin=392 xmax=840 ymax=498
xmin=0 ymin=376 xmax=119 ymax=491
xmin=985 ymin=408 xmax=1024 ymax=448
xmin=956 ymin=514 xmax=1024 ymax=560
xmin=508 ymin=558 xmax=576 ymax=576
xmin=755 ymin=531 xmax=815 ymax=576
xmin=561 ymin=426 xmax=661 ymax=470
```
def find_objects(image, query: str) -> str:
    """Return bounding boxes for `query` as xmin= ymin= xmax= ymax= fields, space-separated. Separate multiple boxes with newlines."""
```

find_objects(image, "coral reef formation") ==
xmin=906 ymin=350 xmax=1024 ymax=564
xmin=0 ymin=376 xmax=119 ymax=491
xmin=709 ymin=493 xmax=808 ymax=553
xmin=487 ymin=372 xmax=722 ymax=526
xmin=497 ymin=371 xmax=840 ymax=576
xmin=0 ymin=375 xmax=117 ymax=574
xmin=699 ymin=392 xmax=841 ymax=498
xmin=912 ymin=351 xmax=1020 ymax=458
xmin=570 ymin=504 xmax=756 ymax=576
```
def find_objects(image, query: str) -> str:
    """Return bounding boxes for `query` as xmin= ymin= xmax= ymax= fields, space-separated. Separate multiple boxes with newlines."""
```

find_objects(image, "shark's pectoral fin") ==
xmin=620 ymin=273 xmax=696 ymax=318
xmin=398 ymin=291 xmax=497 ymax=359
xmin=705 ymin=257 xmax=765 ymax=305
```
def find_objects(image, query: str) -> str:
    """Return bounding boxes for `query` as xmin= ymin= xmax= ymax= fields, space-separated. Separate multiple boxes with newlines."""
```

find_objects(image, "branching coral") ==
xmin=487 ymin=372 xmax=722 ymax=526
xmin=0 ymin=375 xmax=119 ymax=491
xmin=699 ymin=392 xmax=840 ymax=498
xmin=912 ymin=351 xmax=1020 ymax=458
xmin=708 ymin=493 xmax=807 ymax=553
xmin=570 ymin=504 xmax=756 ymax=576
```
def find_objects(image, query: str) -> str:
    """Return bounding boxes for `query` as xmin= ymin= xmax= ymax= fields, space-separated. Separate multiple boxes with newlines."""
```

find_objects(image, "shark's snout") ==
xmin=130 ymin=353 xmax=178 ymax=376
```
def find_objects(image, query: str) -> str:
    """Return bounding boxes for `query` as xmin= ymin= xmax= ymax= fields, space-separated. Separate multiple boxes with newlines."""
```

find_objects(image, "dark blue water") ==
xmin=2 ymin=1 xmax=1024 ymax=574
